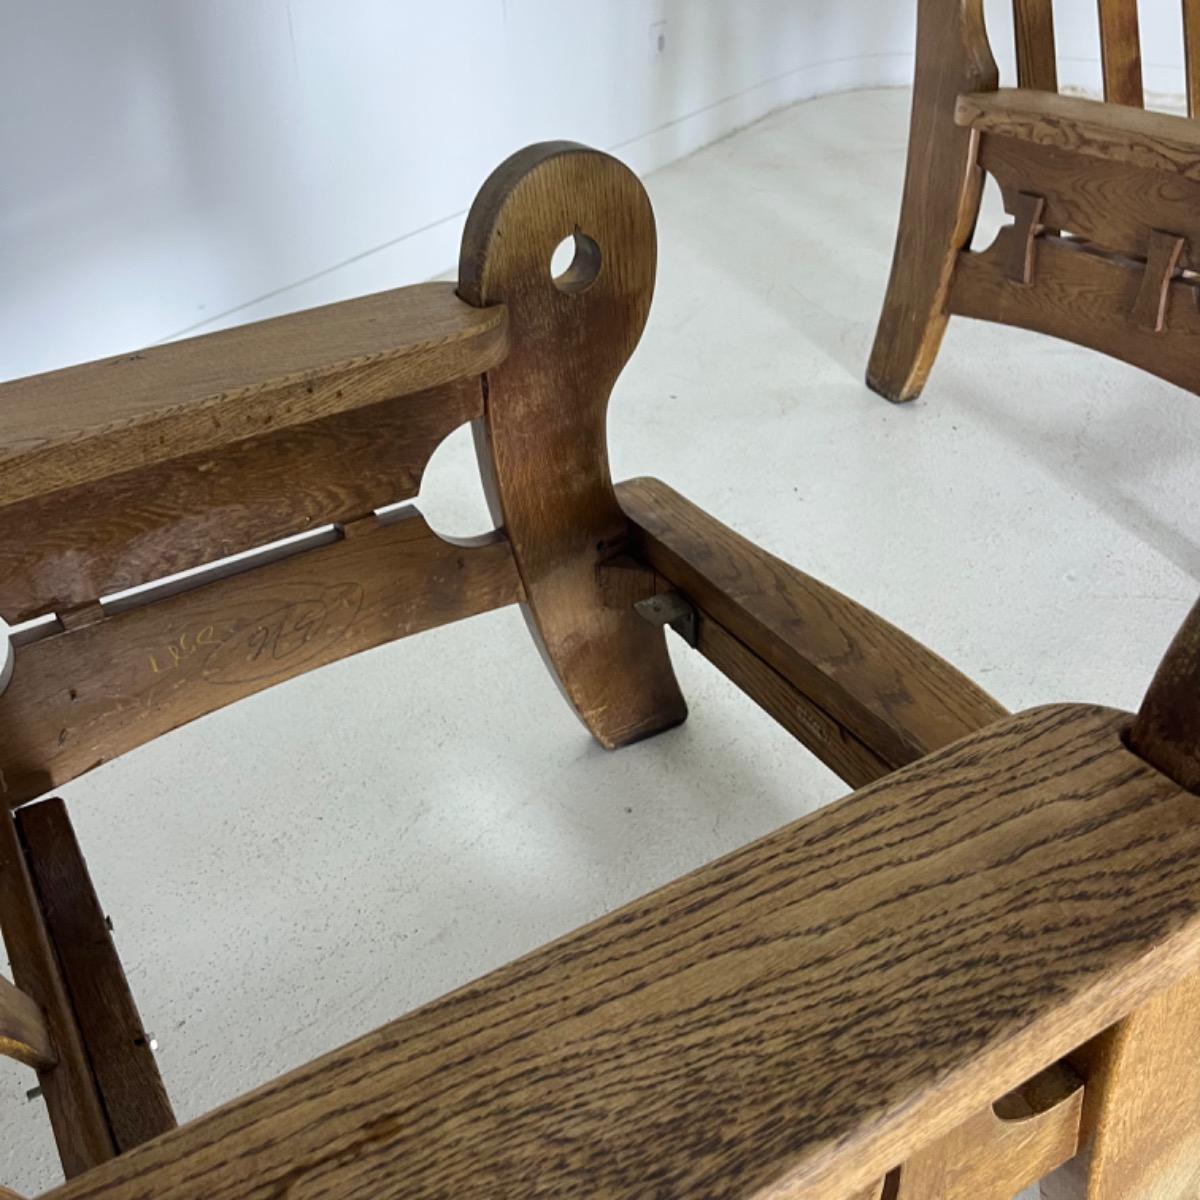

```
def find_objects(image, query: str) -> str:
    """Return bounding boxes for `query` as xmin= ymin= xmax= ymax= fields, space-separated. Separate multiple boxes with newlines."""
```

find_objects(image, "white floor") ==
xmin=4 ymin=87 xmax=1198 ymax=1197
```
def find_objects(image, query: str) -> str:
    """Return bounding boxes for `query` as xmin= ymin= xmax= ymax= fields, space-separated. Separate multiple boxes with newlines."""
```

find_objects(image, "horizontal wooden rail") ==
xmin=0 ymin=283 xmax=508 ymax=509
xmin=617 ymin=478 xmax=1007 ymax=782
xmin=0 ymin=511 xmax=523 ymax=808
xmin=957 ymin=90 xmax=1200 ymax=178
xmin=0 ymin=378 xmax=484 ymax=623
xmin=951 ymin=232 xmax=1200 ymax=393
xmin=38 ymin=704 xmax=1200 ymax=1200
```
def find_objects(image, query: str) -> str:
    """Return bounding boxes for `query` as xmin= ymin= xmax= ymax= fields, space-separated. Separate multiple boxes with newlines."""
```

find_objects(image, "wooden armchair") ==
xmin=1 ymin=141 xmax=1199 ymax=1199
xmin=869 ymin=0 xmax=1200 ymax=402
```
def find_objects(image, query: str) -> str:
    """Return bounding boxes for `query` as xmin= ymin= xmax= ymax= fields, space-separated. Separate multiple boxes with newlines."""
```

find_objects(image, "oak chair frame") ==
xmin=869 ymin=0 xmax=1200 ymax=404
xmin=0 ymin=141 xmax=1198 ymax=1199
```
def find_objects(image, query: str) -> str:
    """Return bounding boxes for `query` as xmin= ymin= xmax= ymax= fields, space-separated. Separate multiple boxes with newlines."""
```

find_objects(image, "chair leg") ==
xmin=867 ymin=0 xmax=997 ymax=403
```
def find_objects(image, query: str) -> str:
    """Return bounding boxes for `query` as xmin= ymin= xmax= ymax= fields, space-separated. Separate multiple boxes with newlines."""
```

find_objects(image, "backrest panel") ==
xmin=1013 ymin=0 xmax=1058 ymax=91
xmin=0 ymin=378 xmax=482 ymax=624
xmin=1098 ymin=0 xmax=1145 ymax=107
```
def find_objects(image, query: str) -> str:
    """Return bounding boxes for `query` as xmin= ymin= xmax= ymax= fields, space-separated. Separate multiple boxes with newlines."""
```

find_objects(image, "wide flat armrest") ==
xmin=0 ymin=283 xmax=508 ymax=507
xmin=956 ymin=89 xmax=1200 ymax=180
xmin=41 ymin=705 xmax=1200 ymax=1200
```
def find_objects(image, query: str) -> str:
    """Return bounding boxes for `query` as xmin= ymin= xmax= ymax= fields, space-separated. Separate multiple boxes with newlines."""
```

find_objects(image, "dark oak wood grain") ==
xmin=37 ymin=705 xmax=1200 ymax=1200
xmin=0 ymin=809 xmax=113 ymax=1175
xmin=866 ymin=0 xmax=997 ymax=402
xmin=0 ymin=283 xmax=508 ymax=509
xmin=0 ymin=378 xmax=483 ymax=623
xmin=18 ymin=798 xmax=175 ymax=1151
xmin=0 ymin=511 xmax=523 ymax=808
xmin=459 ymin=143 xmax=686 ymax=749
xmin=618 ymin=477 xmax=1007 ymax=775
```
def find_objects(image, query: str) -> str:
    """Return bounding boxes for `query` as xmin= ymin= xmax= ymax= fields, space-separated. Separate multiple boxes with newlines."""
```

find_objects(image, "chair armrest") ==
xmin=956 ymin=88 xmax=1200 ymax=180
xmin=0 ymin=283 xmax=508 ymax=508
xmin=37 ymin=705 xmax=1200 ymax=1200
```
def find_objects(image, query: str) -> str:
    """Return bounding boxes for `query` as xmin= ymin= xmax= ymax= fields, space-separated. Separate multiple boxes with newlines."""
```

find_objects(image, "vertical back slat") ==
xmin=1013 ymin=0 xmax=1059 ymax=91
xmin=1184 ymin=0 xmax=1200 ymax=117
xmin=1097 ymin=0 xmax=1144 ymax=106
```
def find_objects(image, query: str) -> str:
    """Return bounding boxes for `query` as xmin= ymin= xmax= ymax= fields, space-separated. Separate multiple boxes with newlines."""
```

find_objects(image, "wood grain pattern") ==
xmin=1013 ymin=0 xmax=1058 ymax=92
xmin=957 ymin=90 xmax=1200 ymax=179
xmin=0 ymin=282 xmax=508 ymax=509
xmin=1128 ymin=597 xmax=1200 ymax=793
xmin=0 ymin=973 xmax=55 ymax=1069
xmin=37 ymin=705 xmax=1200 ymax=1200
xmin=0 ymin=378 xmax=483 ymax=623
xmin=895 ymin=1060 xmax=1083 ymax=1198
xmin=0 ymin=809 xmax=113 ymax=1175
xmin=951 ymin=232 xmax=1200 ymax=392
xmin=618 ymin=477 xmax=1007 ymax=774
xmin=1043 ymin=976 xmax=1200 ymax=1199
xmin=866 ymin=0 xmax=997 ymax=402
xmin=18 ymin=798 xmax=174 ymax=1150
xmin=0 ymin=511 xmax=523 ymax=808
xmin=1097 ymin=0 xmax=1144 ymax=108
xmin=978 ymin=133 xmax=1200 ymax=269
xmin=459 ymin=143 xmax=686 ymax=749
xmin=1006 ymin=191 xmax=1047 ymax=284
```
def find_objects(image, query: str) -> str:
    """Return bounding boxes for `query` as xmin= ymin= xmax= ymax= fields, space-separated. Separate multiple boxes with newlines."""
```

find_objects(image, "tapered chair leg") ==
xmin=867 ymin=0 xmax=997 ymax=403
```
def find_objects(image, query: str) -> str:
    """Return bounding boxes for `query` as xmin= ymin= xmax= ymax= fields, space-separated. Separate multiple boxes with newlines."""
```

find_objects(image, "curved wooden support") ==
xmin=866 ymin=0 xmax=997 ymax=403
xmin=618 ymin=477 xmax=1006 ymax=783
xmin=0 ymin=973 xmax=55 ymax=1070
xmin=1128 ymin=596 xmax=1200 ymax=793
xmin=458 ymin=143 xmax=686 ymax=749
xmin=896 ymin=1060 xmax=1084 ymax=1198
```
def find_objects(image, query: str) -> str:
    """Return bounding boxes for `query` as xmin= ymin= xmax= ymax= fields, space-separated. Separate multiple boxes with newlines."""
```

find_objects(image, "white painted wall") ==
xmin=5 ymin=2 xmax=1193 ymax=383
xmin=1 ymin=0 xmax=918 ymax=381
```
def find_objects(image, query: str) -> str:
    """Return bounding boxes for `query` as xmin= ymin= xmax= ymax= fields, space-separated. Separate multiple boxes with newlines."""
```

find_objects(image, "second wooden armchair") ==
xmin=0 ymin=140 xmax=1197 ymax=1198
xmin=870 ymin=0 xmax=1200 ymax=404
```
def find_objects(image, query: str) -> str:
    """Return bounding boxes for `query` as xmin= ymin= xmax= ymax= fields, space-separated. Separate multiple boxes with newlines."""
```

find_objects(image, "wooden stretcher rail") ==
xmin=956 ymin=90 xmax=1200 ymax=179
xmin=0 ymin=283 xmax=508 ymax=509
xmin=0 ymin=511 xmax=523 ymax=809
xmin=617 ymin=478 xmax=1007 ymax=781
xmin=37 ymin=704 xmax=1200 ymax=1200
xmin=951 ymin=232 xmax=1200 ymax=392
xmin=0 ymin=378 xmax=484 ymax=623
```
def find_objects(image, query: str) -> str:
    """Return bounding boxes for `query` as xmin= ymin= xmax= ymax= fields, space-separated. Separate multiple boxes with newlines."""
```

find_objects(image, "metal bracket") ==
xmin=634 ymin=592 xmax=697 ymax=648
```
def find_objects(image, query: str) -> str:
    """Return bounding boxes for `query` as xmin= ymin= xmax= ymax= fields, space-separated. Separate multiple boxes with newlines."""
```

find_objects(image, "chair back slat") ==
xmin=1013 ymin=0 xmax=1058 ymax=91
xmin=1184 ymin=0 xmax=1200 ymax=116
xmin=1097 ymin=0 xmax=1144 ymax=106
